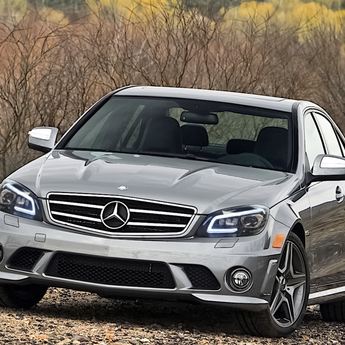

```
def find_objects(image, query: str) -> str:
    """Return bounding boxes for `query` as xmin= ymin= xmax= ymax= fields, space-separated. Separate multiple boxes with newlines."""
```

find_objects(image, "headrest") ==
xmin=139 ymin=117 xmax=182 ymax=154
xmin=181 ymin=125 xmax=209 ymax=147
xmin=254 ymin=127 xmax=288 ymax=169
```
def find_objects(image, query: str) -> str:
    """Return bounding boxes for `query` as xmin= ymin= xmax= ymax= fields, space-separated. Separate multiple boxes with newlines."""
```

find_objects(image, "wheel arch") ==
xmin=270 ymin=201 xmax=306 ymax=249
xmin=290 ymin=222 xmax=306 ymax=248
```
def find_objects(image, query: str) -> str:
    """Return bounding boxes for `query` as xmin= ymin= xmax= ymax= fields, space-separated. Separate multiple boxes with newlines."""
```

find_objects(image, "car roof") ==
xmin=115 ymin=86 xmax=300 ymax=113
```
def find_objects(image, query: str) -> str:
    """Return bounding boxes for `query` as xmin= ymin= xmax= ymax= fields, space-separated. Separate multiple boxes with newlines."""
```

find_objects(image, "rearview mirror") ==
xmin=28 ymin=127 xmax=58 ymax=153
xmin=180 ymin=111 xmax=218 ymax=124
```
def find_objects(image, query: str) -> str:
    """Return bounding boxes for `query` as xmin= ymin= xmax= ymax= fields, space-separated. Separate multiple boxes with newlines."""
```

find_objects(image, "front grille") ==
xmin=184 ymin=265 xmax=220 ymax=290
xmin=7 ymin=248 xmax=44 ymax=271
xmin=45 ymin=253 xmax=176 ymax=289
xmin=47 ymin=193 xmax=196 ymax=236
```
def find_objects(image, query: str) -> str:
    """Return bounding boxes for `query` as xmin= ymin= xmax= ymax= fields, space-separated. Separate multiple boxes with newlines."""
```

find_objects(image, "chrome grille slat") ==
xmin=51 ymin=211 xmax=102 ymax=223
xmin=127 ymin=222 xmax=185 ymax=228
xmin=130 ymin=209 xmax=191 ymax=217
xmin=47 ymin=193 xmax=196 ymax=237
xmin=49 ymin=200 xmax=104 ymax=209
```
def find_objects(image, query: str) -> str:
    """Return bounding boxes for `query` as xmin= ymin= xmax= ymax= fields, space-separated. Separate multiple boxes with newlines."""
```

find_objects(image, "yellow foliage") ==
xmin=3 ymin=0 xmax=345 ymax=32
xmin=222 ymin=1 xmax=277 ymax=28
xmin=39 ymin=7 xmax=69 ymax=26
xmin=86 ymin=0 xmax=170 ymax=18
xmin=238 ymin=1 xmax=275 ymax=19
xmin=222 ymin=0 xmax=345 ymax=33
xmin=292 ymin=2 xmax=328 ymax=24
xmin=119 ymin=0 xmax=170 ymax=18
xmin=85 ymin=0 xmax=112 ymax=11
xmin=0 ymin=0 xmax=27 ymax=21
xmin=269 ymin=0 xmax=305 ymax=12
xmin=283 ymin=1 xmax=345 ymax=30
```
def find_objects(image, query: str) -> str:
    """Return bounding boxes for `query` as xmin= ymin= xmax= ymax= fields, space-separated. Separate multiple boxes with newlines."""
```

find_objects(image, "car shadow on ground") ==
xmin=13 ymin=288 xmax=327 ymax=340
xmin=30 ymin=288 xmax=246 ymax=335
xmin=3 ymin=287 xmax=336 ymax=344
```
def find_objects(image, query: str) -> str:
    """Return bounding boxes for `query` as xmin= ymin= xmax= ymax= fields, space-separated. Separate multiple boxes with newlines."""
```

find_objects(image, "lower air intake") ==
xmin=7 ymin=248 xmax=44 ymax=272
xmin=45 ymin=253 xmax=176 ymax=289
xmin=184 ymin=265 xmax=220 ymax=290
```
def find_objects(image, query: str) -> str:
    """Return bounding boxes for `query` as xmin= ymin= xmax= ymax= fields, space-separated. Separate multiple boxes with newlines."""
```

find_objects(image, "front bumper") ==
xmin=0 ymin=213 xmax=285 ymax=312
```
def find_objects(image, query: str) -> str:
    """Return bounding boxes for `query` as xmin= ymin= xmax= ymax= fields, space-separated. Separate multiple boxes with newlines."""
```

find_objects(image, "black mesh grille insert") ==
xmin=45 ymin=253 xmax=176 ymax=289
xmin=184 ymin=265 xmax=220 ymax=290
xmin=47 ymin=193 xmax=196 ymax=236
xmin=8 ymin=248 xmax=44 ymax=271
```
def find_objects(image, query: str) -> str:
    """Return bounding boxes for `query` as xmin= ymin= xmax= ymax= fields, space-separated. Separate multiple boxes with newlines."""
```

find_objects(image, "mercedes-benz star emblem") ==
xmin=117 ymin=186 xmax=128 ymax=191
xmin=100 ymin=201 xmax=130 ymax=230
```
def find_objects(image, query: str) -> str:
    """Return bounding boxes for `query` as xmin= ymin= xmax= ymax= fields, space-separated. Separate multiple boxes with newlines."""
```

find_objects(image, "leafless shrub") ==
xmin=0 ymin=2 xmax=343 ymax=179
xmin=301 ymin=20 xmax=345 ymax=129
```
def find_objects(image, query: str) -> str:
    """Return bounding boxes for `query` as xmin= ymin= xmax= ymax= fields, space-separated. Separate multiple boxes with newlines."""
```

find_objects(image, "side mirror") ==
xmin=28 ymin=127 xmax=58 ymax=153
xmin=310 ymin=154 xmax=345 ymax=181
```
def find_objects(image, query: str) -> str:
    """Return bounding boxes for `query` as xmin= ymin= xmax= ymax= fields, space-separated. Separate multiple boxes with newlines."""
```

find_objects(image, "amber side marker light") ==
xmin=272 ymin=234 xmax=285 ymax=248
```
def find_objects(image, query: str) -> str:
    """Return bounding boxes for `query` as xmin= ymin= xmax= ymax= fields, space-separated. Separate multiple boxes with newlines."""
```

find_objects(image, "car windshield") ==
xmin=64 ymin=96 xmax=293 ymax=172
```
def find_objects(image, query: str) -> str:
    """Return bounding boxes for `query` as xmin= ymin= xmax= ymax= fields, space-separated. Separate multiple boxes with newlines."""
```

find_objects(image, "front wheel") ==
xmin=236 ymin=233 xmax=310 ymax=337
xmin=0 ymin=283 xmax=48 ymax=309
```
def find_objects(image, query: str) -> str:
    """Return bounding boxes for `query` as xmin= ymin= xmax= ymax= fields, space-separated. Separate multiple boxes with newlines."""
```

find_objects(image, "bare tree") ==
xmin=0 ymin=2 xmax=345 ymax=179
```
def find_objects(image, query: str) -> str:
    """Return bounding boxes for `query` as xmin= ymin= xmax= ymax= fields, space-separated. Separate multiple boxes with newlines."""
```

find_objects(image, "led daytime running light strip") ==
xmin=207 ymin=208 xmax=266 ymax=233
xmin=6 ymin=184 xmax=36 ymax=216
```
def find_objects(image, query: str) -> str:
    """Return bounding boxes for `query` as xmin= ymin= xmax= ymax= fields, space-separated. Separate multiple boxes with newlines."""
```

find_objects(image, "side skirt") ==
xmin=309 ymin=285 xmax=345 ymax=305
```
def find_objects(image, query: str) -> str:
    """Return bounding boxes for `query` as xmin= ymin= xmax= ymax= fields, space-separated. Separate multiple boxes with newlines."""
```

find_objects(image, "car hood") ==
xmin=8 ymin=150 xmax=300 ymax=214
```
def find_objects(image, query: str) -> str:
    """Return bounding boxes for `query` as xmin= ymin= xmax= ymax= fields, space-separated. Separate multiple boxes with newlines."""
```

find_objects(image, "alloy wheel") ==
xmin=269 ymin=239 xmax=307 ymax=327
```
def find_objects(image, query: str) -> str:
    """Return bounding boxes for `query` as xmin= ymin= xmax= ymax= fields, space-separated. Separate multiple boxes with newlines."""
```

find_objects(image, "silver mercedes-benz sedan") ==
xmin=1 ymin=86 xmax=345 ymax=337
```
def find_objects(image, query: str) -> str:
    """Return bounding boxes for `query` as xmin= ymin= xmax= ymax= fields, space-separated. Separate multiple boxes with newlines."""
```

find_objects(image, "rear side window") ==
xmin=314 ymin=113 xmax=343 ymax=157
xmin=304 ymin=113 xmax=325 ymax=168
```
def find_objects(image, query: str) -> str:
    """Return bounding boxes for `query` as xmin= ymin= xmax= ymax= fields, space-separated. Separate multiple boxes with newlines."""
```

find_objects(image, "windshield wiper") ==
xmin=63 ymin=148 xmax=223 ymax=164
xmin=138 ymin=151 xmax=221 ymax=163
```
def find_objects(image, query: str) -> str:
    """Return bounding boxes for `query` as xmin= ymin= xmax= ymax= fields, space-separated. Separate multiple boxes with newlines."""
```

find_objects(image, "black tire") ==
xmin=320 ymin=301 xmax=345 ymax=322
xmin=0 ymin=283 xmax=48 ymax=309
xmin=236 ymin=233 xmax=310 ymax=337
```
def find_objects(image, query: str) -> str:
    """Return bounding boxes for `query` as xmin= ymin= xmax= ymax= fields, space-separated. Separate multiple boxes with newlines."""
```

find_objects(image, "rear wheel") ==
xmin=320 ymin=301 xmax=345 ymax=322
xmin=236 ymin=233 xmax=309 ymax=337
xmin=0 ymin=284 xmax=48 ymax=309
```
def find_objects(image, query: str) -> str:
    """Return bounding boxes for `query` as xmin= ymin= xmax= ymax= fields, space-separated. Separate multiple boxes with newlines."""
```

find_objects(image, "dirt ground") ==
xmin=0 ymin=288 xmax=344 ymax=344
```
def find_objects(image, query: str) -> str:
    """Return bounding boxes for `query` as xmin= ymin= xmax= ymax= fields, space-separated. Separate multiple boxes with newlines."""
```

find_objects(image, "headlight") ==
xmin=196 ymin=205 xmax=269 ymax=237
xmin=0 ymin=181 xmax=42 ymax=221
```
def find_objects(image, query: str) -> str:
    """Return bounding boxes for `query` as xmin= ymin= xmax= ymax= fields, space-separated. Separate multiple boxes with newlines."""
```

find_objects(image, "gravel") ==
xmin=0 ymin=288 xmax=344 ymax=344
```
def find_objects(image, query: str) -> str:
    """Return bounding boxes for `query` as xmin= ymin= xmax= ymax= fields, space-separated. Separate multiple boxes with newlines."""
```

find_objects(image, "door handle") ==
xmin=336 ymin=186 xmax=344 ymax=203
